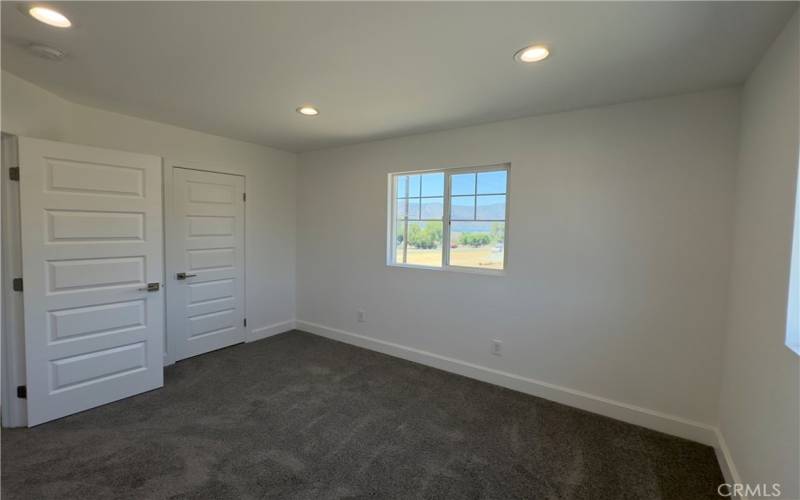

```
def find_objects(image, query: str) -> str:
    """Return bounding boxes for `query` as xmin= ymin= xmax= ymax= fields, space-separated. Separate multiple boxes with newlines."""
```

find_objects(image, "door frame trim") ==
xmin=1 ymin=133 xmax=27 ymax=427
xmin=163 ymin=160 xmax=246 ymax=365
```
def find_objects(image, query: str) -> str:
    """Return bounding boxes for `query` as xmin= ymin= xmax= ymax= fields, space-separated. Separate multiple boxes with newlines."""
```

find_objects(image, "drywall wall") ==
xmin=1 ymin=70 xmax=297 ymax=343
xmin=718 ymin=13 xmax=799 ymax=498
xmin=297 ymin=88 xmax=741 ymax=433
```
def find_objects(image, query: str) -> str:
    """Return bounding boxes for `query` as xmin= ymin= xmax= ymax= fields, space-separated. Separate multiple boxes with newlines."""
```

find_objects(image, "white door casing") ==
xmin=166 ymin=168 xmax=245 ymax=362
xmin=18 ymin=137 xmax=164 ymax=426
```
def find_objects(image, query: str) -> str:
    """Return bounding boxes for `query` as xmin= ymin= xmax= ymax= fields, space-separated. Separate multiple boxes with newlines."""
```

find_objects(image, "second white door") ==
xmin=167 ymin=168 xmax=245 ymax=362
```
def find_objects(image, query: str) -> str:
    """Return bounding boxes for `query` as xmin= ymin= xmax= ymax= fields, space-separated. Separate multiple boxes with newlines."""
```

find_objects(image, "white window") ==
xmin=787 ymin=159 xmax=800 ymax=355
xmin=388 ymin=164 xmax=509 ymax=272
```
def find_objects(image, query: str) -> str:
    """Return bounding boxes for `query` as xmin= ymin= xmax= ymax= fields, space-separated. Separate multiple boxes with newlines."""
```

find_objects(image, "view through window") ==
xmin=390 ymin=165 xmax=509 ymax=271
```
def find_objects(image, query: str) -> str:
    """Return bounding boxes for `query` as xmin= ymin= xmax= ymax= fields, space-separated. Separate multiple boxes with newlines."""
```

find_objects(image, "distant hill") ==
xmin=415 ymin=200 xmax=505 ymax=221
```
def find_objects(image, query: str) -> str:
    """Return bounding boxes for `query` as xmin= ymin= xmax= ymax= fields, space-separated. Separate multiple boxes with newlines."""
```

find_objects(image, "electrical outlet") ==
xmin=491 ymin=339 xmax=503 ymax=356
xmin=357 ymin=309 xmax=366 ymax=322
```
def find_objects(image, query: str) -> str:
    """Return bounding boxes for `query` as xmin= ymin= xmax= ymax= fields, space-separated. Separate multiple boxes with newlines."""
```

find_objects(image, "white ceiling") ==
xmin=2 ymin=2 xmax=796 ymax=152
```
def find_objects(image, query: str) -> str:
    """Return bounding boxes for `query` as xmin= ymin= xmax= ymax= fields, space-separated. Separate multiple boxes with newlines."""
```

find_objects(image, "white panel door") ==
xmin=18 ymin=137 xmax=164 ymax=426
xmin=167 ymin=168 xmax=245 ymax=361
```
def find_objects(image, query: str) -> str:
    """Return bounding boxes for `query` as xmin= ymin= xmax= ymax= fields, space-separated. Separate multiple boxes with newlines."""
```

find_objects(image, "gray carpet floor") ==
xmin=2 ymin=330 xmax=724 ymax=499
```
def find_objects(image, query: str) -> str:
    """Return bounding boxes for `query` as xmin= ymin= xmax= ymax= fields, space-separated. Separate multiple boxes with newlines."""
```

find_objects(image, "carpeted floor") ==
xmin=2 ymin=330 xmax=724 ymax=499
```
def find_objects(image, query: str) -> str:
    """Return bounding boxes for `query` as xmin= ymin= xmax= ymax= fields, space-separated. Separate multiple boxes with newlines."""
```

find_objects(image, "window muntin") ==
xmin=390 ymin=165 xmax=508 ymax=272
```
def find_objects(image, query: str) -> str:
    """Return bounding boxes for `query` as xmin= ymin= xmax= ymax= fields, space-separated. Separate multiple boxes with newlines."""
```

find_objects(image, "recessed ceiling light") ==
xmin=296 ymin=106 xmax=319 ymax=116
xmin=28 ymin=6 xmax=72 ymax=28
xmin=514 ymin=45 xmax=550 ymax=63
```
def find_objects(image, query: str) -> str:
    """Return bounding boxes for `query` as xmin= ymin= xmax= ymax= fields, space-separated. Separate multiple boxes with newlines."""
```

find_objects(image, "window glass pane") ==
xmin=449 ymin=221 xmax=505 ymax=270
xmin=394 ymin=219 xmax=407 ymax=264
xmin=477 ymin=170 xmax=507 ymax=194
xmin=407 ymin=198 xmax=420 ymax=219
xmin=396 ymin=198 xmax=408 ymax=219
xmin=476 ymin=195 xmax=506 ymax=220
xmin=450 ymin=195 xmax=475 ymax=220
xmin=451 ymin=173 xmax=476 ymax=196
xmin=421 ymin=172 xmax=444 ymax=197
xmin=421 ymin=197 xmax=443 ymax=219
xmin=395 ymin=175 xmax=408 ymax=198
xmin=405 ymin=221 xmax=443 ymax=267
xmin=408 ymin=175 xmax=421 ymax=197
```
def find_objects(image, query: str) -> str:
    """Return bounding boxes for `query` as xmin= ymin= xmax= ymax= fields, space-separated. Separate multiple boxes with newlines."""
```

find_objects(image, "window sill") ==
xmin=386 ymin=262 xmax=506 ymax=277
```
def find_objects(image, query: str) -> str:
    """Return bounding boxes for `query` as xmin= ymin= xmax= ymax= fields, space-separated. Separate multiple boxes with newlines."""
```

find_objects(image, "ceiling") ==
xmin=1 ymin=2 xmax=796 ymax=152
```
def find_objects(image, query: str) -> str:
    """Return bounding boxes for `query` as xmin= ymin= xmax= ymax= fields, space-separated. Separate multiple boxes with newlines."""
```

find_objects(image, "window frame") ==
xmin=386 ymin=163 xmax=510 ymax=275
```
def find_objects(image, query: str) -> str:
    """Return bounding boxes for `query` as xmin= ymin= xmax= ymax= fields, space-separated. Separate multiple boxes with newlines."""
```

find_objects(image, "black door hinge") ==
xmin=17 ymin=386 xmax=26 ymax=399
xmin=9 ymin=167 xmax=19 ymax=181
xmin=12 ymin=278 xmax=23 ymax=292
xmin=243 ymin=318 xmax=247 ymax=327
xmin=243 ymin=192 xmax=246 ymax=202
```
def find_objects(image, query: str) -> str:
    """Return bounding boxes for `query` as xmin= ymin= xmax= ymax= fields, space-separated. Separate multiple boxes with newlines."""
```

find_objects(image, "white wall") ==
xmin=718 ymin=13 xmax=800 ymax=499
xmin=297 ymin=88 xmax=741 ymax=434
xmin=1 ymin=70 xmax=297 ymax=343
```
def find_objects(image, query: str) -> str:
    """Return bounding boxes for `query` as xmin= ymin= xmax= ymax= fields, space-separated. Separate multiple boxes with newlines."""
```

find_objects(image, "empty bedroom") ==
xmin=1 ymin=2 xmax=798 ymax=499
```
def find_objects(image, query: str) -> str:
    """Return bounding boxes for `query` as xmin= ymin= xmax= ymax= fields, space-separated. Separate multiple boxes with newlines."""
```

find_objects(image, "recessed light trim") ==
xmin=514 ymin=45 xmax=550 ymax=63
xmin=28 ymin=6 xmax=72 ymax=28
xmin=296 ymin=106 xmax=319 ymax=116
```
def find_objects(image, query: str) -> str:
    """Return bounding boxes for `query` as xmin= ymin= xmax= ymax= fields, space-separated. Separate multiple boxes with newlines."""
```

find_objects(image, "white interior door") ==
xmin=18 ymin=137 xmax=164 ymax=427
xmin=167 ymin=168 xmax=245 ymax=362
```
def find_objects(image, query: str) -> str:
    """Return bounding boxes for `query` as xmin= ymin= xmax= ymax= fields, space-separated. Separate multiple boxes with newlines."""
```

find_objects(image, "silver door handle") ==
xmin=139 ymin=282 xmax=160 ymax=292
xmin=176 ymin=272 xmax=197 ymax=280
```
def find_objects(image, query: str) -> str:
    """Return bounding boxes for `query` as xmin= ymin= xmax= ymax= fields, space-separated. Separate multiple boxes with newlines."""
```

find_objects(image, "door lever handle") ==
xmin=139 ymin=282 xmax=160 ymax=292
xmin=176 ymin=272 xmax=197 ymax=280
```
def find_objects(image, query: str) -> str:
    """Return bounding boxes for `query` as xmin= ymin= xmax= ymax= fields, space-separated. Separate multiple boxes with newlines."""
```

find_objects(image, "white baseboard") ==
xmin=249 ymin=320 xmax=296 ymax=342
xmin=714 ymin=429 xmax=745 ymax=499
xmin=295 ymin=319 xmax=719 ymax=447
